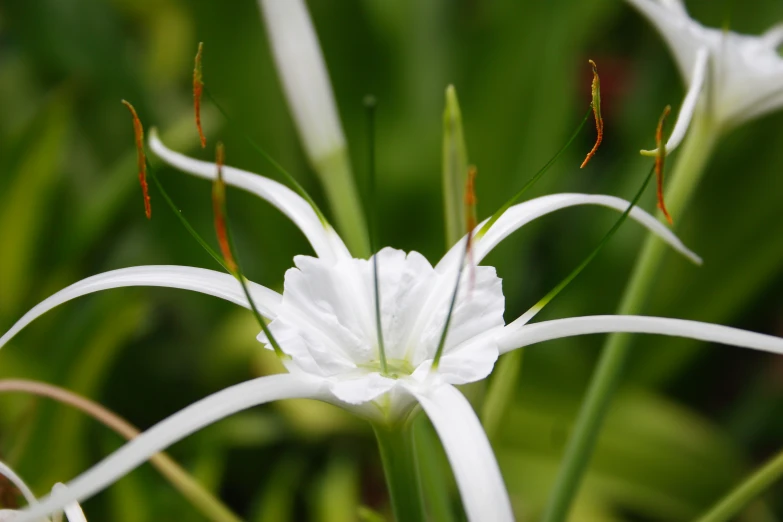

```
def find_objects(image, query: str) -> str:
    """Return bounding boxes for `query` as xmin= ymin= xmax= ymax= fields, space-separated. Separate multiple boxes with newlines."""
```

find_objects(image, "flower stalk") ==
xmin=373 ymin=423 xmax=426 ymax=522
xmin=542 ymin=107 xmax=719 ymax=522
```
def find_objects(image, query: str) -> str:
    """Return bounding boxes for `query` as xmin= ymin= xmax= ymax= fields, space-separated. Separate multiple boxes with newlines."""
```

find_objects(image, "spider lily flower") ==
xmin=5 ymin=133 xmax=783 ymax=521
xmin=627 ymin=0 xmax=783 ymax=154
xmin=0 ymin=461 xmax=85 ymax=522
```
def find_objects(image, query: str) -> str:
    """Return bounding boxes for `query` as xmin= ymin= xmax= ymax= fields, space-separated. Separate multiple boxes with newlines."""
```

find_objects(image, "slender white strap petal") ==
xmin=0 ymin=461 xmax=37 ymax=507
xmin=17 ymin=374 xmax=329 ymax=522
xmin=149 ymin=132 xmax=350 ymax=262
xmin=258 ymin=0 xmax=346 ymax=163
xmin=51 ymin=485 xmax=86 ymax=522
xmin=407 ymin=383 xmax=514 ymax=522
xmin=498 ymin=315 xmax=783 ymax=355
xmin=437 ymin=193 xmax=701 ymax=273
xmin=0 ymin=266 xmax=281 ymax=350
xmin=641 ymin=46 xmax=709 ymax=156
xmin=762 ymin=23 xmax=783 ymax=49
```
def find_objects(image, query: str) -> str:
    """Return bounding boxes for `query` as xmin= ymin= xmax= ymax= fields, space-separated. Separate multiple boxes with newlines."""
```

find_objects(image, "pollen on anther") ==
xmin=213 ymin=142 xmax=237 ymax=273
xmin=655 ymin=105 xmax=673 ymax=225
xmin=581 ymin=59 xmax=604 ymax=169
xmin=121 ymin=100 xmax=151 ymax=219
xmin=194 ymin=42 xmax=207 ymax=149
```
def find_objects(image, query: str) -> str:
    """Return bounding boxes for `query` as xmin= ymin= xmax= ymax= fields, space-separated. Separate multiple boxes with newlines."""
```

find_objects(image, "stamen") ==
xmin=212 ymin=142 xmax=238 ymax=274
xmin=580 ymin=60 xmax=603 ymax=169
xmin=364 ymin=95 xmax=388 ymax=375
xmin=193 ymin=42 xmax=207 ymax=148
xmin=211 ymin=143 xmax=287 ymax=359
xmin=201 ymin=87 xmax=329 ymax=225
xmin=477 ymin=106 xmax=592 ymax=239
xmin=516 ymin=161 xmax=660 ymax=325
xmin=432 ymin=169 xmax=478 ymax=370
xmin=0 ymin=474 xmax=22 ymax=509
xmin=655 ymin=105 xmax=673 ymax=224
xmin=121 ymin=100 xmax=151 ymax=219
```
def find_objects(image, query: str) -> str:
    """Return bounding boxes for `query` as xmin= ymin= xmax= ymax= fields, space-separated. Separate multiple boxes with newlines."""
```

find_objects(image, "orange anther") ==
xmin=194 ymin=42 xmax=207 ymax=149
xmin=213 ymin=142 xmax=237 ymax=273
xmin=655 ymin=105 xmax=673 ymax=225
xmin=581 ymin=60 xmax=604 ymax=169
xmin=121 ymin=100 xmax=151 ymax=219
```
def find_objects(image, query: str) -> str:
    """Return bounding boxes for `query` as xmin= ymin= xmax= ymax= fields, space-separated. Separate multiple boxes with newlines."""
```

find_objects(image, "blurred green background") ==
xmin=1 ymin=0 xmax=783 ymax=520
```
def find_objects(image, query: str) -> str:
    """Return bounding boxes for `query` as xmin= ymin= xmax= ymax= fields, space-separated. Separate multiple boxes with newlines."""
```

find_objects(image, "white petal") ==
xmin=498 ymin=315 xmax=783 ymax=355
xmin=328 ymin=373 xmax=397 ymax=405
xmin=0 ymin=461 xmax=37 ymax=507
xmin=407 ymin=383 xmax=514 ymax=522
xmin=149 ymin=132 xmax=350 ymax=262
xmin=0 ymin=266 xmax=281 ymax=350
xmin=17 ymin=375 xmax=328 ymax=521
xmin=641 ymin=46 xmax=709 ymax=156
xmin=258 ymin=0 xmax=346 ymax=163
xmin=625 ymin=0 xmax=704 ymax=81
xmin=51 ymin=485 xmax=86 ymax=522
xmin=437 ymin=193 xmax=701 ymax=273
xmin=762 ymin=23 xmax=783 ymax=49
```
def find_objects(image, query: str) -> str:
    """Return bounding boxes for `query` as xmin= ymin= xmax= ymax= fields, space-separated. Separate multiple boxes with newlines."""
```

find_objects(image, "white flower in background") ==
xmin=4 ymin=134 xmax=783 ymax=521
xmin=0 ymin=461 xmax=85 ymax=522
xmin=628 ymin=0 xmax=783 ymax=154
xmin=258 ymin=0 xmax=345 ymax=163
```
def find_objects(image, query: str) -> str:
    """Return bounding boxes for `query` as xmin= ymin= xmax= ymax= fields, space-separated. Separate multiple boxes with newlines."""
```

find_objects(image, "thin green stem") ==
xmin=477 ymin=106 xmax=592 ymax=239
xmin=364 ymin=96 xmax=388 ymax=375
xmin=373 ymin=423 xmax=426 ymax=522
xmin=541 ymin=110 xmax=719 ymax=522
xmin=696 ymin=448 xmax=783 ymax=522
xmin=203 ymin=87 xmax=329 ymax=225
xmin=145 ymin=158 xmax=228 ymax=272
xmin=432 ymin=239 xmax=469 ymax=369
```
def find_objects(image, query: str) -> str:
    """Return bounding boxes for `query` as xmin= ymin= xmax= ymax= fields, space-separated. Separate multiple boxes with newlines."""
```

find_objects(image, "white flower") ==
xmin=258 ymin=0 xmax=346 ymax=163
xmin=4 ymin=134 xmax=783 ymax=521
xmin=628 ymin=0 xmax=783 ymax=153
xmin=0 ymin=461 xmax=86 ymax=522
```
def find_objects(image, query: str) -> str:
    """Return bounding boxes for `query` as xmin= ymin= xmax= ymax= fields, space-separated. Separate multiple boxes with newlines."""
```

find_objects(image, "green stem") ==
xmin=373 ymin=423 xmax=426 ymax=522
xmin=315 ymin=149 xmax=371 ymax=258
xmin=541 ymin=110 xmax=719 ymax=522
xmin=696 ymin=448 xmax=783 ymax=522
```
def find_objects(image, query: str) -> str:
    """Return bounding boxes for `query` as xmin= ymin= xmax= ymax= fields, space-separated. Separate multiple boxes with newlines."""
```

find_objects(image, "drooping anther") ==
xmin=194 ymin=42 xmax=207 ymax=149
xmin=213 ymin=142 xmax=237 ymax=273
xmin=655 ymin=105 xmax=673 ymax=225
xmin=121 ymin=100 xmax=151 ymax=219
xmin=580 ymin=59 xmax=604 ymax=169
xmin=464 ymin=165 xmax=478 ymax=288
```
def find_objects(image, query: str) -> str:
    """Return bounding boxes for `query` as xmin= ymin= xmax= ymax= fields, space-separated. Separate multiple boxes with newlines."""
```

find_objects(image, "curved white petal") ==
xmin=258 ymin=0 xmax=346 ymax=162
xmin=762 ymin=23 xmax=783 ymax=49
xmin=0 ymin=461 xmax=37 ymax=506
xmin=17 ymin=374 xmax=329 ymax=521
xmin=498 ymin=315 xmax=783 ymax=355
xmin=407 ymin=383 xmax=514 ymax=522
xmin=0 ymin=266 xmax=281 ymax=350
xmin=642 ymin=46 xmax=709 ymax=156
xmin=51 ymin=485 xmax=86 ymax=522
xmin=149 ymin=132 xmax=350 ymax=262
xmin=437 ymin=193 xmax=701 ymax=273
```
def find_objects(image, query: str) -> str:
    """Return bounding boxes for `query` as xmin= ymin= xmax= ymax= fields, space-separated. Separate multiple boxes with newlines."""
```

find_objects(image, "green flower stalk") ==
xmin=544 ymin=1 xmax=783 ymax=519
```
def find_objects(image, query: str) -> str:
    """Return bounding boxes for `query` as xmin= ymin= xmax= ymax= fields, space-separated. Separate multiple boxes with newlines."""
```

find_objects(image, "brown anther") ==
xmin=121 ymin=100 xmax=151 ymax=219
xmin=655 ymin=105 xmax=673 ymax=225
xmin=194 ymin=42 xmax=207 ymax=149
xmin=213 ymin=142 xmax=237 ymax=273
xmin=581 ymin=59 xmax=604 ymax=169
xmin=0 ymin=474 xmax=22 ymax=509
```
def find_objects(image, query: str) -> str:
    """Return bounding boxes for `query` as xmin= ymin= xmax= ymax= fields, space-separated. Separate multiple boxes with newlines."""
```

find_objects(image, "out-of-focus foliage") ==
xmin=0 ymin=0 xmax=782 ymax=520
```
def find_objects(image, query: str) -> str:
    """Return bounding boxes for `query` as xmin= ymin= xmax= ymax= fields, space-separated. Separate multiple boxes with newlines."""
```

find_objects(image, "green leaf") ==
xmin=442 ymin=85 xmax=469 ymax=249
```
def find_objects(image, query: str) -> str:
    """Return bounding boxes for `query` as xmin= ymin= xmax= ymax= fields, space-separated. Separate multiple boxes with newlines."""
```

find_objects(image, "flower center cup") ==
xmin=257 ymin=247 xmax=506 ymax=409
